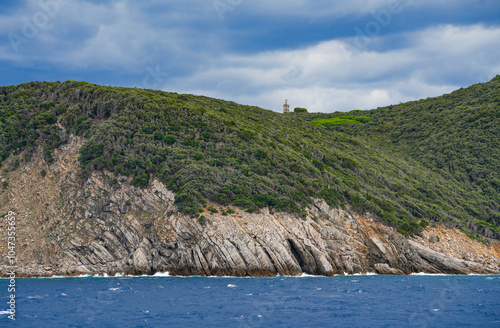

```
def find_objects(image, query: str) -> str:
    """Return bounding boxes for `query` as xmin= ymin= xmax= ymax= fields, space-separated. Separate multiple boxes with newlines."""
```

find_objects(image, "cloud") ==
xmin=162 ymin=24 xmax=500 ymax=112
xmin=0 ymin=1 xmax=499 ymax=112
xmin=0 ymin=0 xmax=207 ymax=70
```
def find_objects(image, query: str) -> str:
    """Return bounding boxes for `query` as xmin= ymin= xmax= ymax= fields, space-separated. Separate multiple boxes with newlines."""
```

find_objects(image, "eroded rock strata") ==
xmin=1 ymin=137 xmax=498 ymax=277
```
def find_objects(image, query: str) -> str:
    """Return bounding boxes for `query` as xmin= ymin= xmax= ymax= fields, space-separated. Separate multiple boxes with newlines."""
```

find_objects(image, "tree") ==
xmin=294 ymin=107 xmax=308 ymax=113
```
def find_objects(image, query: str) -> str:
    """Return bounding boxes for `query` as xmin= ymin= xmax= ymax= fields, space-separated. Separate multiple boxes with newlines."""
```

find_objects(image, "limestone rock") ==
xmin=0 ymin=136 xmax=499 ymax=277
xmin=374 ymin=263 xmax=403 ymax=275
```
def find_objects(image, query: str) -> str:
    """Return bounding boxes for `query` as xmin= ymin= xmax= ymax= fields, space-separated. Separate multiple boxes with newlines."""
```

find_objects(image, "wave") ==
xmin=410 ymin=273 xmax=481 ymax=276
xmin=29 ymin=274 xmax=93 ymax=279
xmin=342 ymin=272 xmax=378 ymax=276
xmin=27 ymin=295 xmax=44 ymax=299
xmin=6 ymin=271 xmax=498 ymax=280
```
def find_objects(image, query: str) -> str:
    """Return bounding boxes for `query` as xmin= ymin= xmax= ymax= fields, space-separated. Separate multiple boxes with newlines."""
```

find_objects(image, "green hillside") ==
xmin=1 ymin=78 xmax=499 ymax=239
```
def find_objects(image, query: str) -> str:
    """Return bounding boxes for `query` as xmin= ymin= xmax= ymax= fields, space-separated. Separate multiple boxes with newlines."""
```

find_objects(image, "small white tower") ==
xmin=283 ymin=99 xmax=290 ymax=113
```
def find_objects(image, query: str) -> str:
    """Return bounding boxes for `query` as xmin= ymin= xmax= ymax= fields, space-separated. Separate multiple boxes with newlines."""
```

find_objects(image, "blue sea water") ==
xmin=0 ymin=274 xmax=499 ymax=328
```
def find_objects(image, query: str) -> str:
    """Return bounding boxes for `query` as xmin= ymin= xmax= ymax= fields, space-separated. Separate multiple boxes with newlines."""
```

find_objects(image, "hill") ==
xmin=0 ymin=78 xmax=499 ymax=240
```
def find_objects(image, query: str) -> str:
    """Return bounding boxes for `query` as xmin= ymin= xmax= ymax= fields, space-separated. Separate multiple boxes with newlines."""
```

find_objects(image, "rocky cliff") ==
xmin=1 ymin=137 xmax=499 ymax=277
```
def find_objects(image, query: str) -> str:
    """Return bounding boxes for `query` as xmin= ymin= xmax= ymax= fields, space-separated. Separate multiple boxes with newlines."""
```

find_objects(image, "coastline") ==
xmin=2 ymin=272 xmax=500 ymax=279
xmin=1 ymin=137 xmax=499 ymax=279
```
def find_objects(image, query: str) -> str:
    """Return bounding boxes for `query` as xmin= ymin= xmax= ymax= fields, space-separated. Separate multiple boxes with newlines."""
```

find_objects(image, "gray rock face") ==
xmin=0 ymin=137 xmax=499 ymax=277
xmin=374 ymin=263 xmax=403 ymax=275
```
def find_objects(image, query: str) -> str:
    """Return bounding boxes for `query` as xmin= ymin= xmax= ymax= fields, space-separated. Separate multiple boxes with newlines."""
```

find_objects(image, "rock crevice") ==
xmin=1 ymin=137 xmax=499 ymax=277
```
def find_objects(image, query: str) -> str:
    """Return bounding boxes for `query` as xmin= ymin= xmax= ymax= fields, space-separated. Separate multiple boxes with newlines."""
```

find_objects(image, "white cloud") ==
xmin=162 ymin=24 xmax=500 ymax=112
xmin=0 ymin=1 xmax=498 ymax=112
xmin=0 ymin=0 xmax=206 ymax=70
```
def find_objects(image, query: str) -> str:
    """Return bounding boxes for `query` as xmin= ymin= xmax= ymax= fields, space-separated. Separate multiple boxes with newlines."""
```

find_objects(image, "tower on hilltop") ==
xmin=283 ymin=99 xmax=290 ymax=113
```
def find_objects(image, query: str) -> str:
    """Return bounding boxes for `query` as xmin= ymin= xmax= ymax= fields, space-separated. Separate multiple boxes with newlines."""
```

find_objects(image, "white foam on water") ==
xmin=351 ymin=272 xmax=378 ymax=276
xmin=13 ymin=271 xmax=492 ymax=280
xmin=27 ymin=295 xmax=44 ymax=299
xmin=108 ymin=287 xmax=120 ymax=291
xmin=331 ymin=272 xmax=379 ymax=277
xmin=34 ymin=274 xmax=91 ymax=279
xmin=227 ymin=284 xmax=237 ymax=288
xmin=0 ymin=310 xmax=12 ymax=315
xmin=410 ymin=273 xmax=449 ymax=276
xmin=297 ymin=273 xmax=328 ymax=278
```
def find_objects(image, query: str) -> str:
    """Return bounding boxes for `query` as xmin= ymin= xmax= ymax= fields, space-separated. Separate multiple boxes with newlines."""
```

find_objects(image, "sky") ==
xmin=1 ymin=0 xmax=500 ymax=113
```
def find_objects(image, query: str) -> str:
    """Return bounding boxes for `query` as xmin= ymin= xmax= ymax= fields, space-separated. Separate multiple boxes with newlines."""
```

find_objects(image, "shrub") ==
xmin=163 ymin=135 xmax=176 ymax=145
xmin=154 ymin=132 xmax=164 ymax=141
xmin=290 ymin=163 xmax=303 ymax=173
xmin=255 ymin=149 xmax=267 ymax=159
xmin=207 ymin=205 xmax=218 ymax=214
xmin=131 ymin=171 xmax=149 ymax=187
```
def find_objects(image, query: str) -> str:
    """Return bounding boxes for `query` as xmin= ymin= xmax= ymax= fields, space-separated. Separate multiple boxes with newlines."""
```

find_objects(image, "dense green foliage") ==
xmin=311 ymin=116 xmax=372 ymax=126
xmin=361 ymin=78 xmax=500 ymax=236
xmin=0 ymin=78 xmax=498 ymax=238
xmin=294 ymin=107 xmax=308 ymax=113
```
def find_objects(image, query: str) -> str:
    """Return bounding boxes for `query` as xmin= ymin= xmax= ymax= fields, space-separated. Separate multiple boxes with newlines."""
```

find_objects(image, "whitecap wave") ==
xmin=348 ymin=272 xmax=378 ymax=276
xmin=39 ymin=274 xmax=92 ymax=279
xmin=333 ymin=272 xmax=378 ymax=277
xmin=293 ymin=273 xmax=329 ymax=278
xmin=410 ymin=273 xmax=449 ymax=276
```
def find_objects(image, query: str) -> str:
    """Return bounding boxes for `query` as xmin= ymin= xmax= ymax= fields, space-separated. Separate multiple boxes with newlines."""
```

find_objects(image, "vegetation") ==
xmin=294 ymin=107 xmax=308 ymax=113
xmin=0 ymin=78 xmax=498 ymax=239
xmin=311 ymin=116 xmax=372 ymax=126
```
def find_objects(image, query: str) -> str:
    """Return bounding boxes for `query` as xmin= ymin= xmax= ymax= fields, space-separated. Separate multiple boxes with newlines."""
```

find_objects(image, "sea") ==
xmin=0 ymin=274 xmax=499 ymax=327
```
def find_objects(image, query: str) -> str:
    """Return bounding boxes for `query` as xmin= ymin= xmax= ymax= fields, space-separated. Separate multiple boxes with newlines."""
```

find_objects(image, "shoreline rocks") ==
xmin=1 ymin=137 xmax=499 ymax=278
